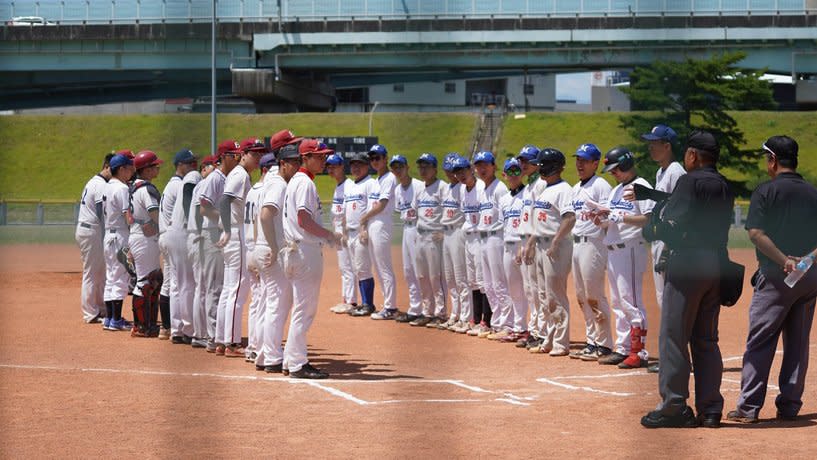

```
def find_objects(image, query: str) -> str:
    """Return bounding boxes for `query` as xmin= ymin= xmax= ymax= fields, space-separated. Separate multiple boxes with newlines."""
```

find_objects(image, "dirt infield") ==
xmin=1 ymin=244 xmax=815 ymax=458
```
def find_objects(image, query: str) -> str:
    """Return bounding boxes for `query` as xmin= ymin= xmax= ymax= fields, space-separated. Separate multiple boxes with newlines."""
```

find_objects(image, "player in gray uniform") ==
xmin=515 ymin=145 xmax=542 ymax=348
xmin=76 ymin=154 xmax=113 ymax=323
xmin=439 ymin=153 xmax=470 ymax=331
xmin=388 ymin=155 xmax=425 ymax=323
xmin=186 ymin=156 xmax=215 ymax=348
xmin=452 ymin=157 xmax=486 ymax=334
xmin=199 ymin=140 xmax=240 ymax=354
xmin=569 ymin=143 xmax=614 ymax=361
xmin=411 ymin=153 xmax=448 ymax=327
xmin=102 ymin=154 xmax=135 ymax=331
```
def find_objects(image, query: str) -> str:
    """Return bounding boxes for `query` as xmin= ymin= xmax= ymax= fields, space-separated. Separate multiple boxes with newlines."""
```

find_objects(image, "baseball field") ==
xmin=1 ymin=242 xmax=815 ymax=457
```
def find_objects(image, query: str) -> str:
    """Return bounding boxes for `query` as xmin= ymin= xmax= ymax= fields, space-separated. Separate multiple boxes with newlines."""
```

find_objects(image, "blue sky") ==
xmin=557 ymin=72 xmax=593 ymax=104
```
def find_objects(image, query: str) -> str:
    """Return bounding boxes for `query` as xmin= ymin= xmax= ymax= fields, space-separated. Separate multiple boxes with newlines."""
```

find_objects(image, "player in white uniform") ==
xmin=240 ymin=140 xmax=272 ymax=362
xmin=524 ymin=148 xmax=575 ymax=356
xmin=253 ymin=145 xmax=299 ymax=373
xmin=451 ymin=157 xmax=486 ymax=334
xmin=215 ymin=140 xmax=264 ymax=357
xmin=199 ymin=140 xmax=240 ymax=354
xmin=411 ymin=153 xmax=448 ymax=327
xmin=387 ymin=155 xmax=425 ymax=323
xmin=591 ymin=147 xmax=655 ymax=369
xmin=326 ymin=154 xmax=359 ymax=314
xmin=102 ymin=154 xmax=135 ymax=331
xmin=438 ymin=153 xmax=469 ymax=331
xmin=494 ymin=158 xmax=528 ymax=342
xmin=473 ymin=151 xmax=510 ymax=337
xmin=515 ymin=145 xmax=542 ymax=349
xmin=363 ymin=144 xmax=399 ymax=319
xmin=343 ymin=152 xmax=381 ymax=317
xmin=160 ymin=149 xmax=199 ymax=343
xmin=128 ymin=150 xmax=165 ymax=338
xmin=568 ymin=143 xmax=614 ymax=361
xmin=281 ymin=139 xmax=341 ymax=378
xmin=76 ymin=154 xmax=113 ymax=323
xmin=185 ymin=156 xmax=215 ymax=348
xmin=638 ymin=124 xmax=685 ymax=373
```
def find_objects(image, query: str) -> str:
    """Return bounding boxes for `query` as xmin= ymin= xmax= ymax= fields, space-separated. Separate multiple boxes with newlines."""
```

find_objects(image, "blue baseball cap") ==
xmin=442 ymin=153 xmax=460 ymax=172
xmin=504 ymin=158 xmax=521 ymax=172
xmin=260 ymin=153 xmax=277 ymax=168
xmin=416 ymin=153 xmax=438 ymax=167
xmin=473 ymin=151 xmax=495 ymax=164
xmin=369 ymin=144 xmax=388 ymax=156
xmin=517 ymin=144 xmax=540 ymax=161
xmin=173 ymin=149 xmax=197 ymax=166
xmin=574 ymin=143 xmax=602 ymax=161
xmin=110 ymin=154 xmax=133 ymax=170
xmin=641 ymin=124 xmax=678 ymax=143
xmin=451 ymin=156 xmax=471 ymax=171
xmin=389 ymin=154 xmax=408 ymax=166
xmin=325 ymin=153 xmax=344 ymax=166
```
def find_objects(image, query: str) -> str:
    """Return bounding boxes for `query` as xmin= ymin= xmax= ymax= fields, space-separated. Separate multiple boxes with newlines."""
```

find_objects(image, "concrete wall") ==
xmin=796 ymin=79 xmax=817 ymax=103
xmin=505 ymin=74 xmax=556 ymax=110
xmin=591 ymin=85 xmax=631 ymax=112
xmin=368 ymin=80 xmax=466 ymax=107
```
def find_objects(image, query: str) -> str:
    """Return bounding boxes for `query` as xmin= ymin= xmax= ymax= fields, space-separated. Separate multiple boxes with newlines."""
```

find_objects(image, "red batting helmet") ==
xmin=134 ymin=150 xmax=164 ymax=170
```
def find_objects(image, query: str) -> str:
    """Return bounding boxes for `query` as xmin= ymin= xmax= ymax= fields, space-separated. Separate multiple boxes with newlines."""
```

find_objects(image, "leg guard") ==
xmin=131 ymin=295 xmax=148 ymax=337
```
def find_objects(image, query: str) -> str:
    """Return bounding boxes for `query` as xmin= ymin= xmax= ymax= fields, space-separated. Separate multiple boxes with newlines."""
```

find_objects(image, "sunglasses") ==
xmin=505 ymin=168 xmax=522 ymax=177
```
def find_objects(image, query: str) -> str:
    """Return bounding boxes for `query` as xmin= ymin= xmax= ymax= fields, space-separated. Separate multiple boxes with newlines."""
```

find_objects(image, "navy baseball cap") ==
xmin=416 ymin=153 xmax=438 ymax=167
xmin=110 ymin=154 xmax=133 ymax=170
xmin=473 ymin=151 xmax=495 ymax=164
xmin=451 ymin=156 xmax=471 ymax=171
xmin=574 ymin=143 xmax=602 ymax=161
xmin=504 ymin=158 xmax=521 ymax=172
xmin=277 ymin=144 xmax=301 ymax=161
xmin=259 ymin=153 xmax=277 ymax=168
xmin=325 ymin=153 xmax=344 ymax=166
xmin=517 ymin=144 xmax=540 ymax=161
xmin=641 ymin=124 xmax=678 ymax=143
xmin=173 ymin=149 xmax=197 ymax=166
xmin=369 ymin=144 xmax=388 ymax=156
xmin=389 ymin=154 xmax=408 ymax=166
xmin=348 ymin=152 xmax=370 ymax=164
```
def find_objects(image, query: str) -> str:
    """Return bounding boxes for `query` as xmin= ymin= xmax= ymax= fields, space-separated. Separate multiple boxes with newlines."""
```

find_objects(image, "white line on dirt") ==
xmin=537 ymin=377 xmax=636 ymax=397
xmin=294 ymin=380 xmax=371 ymax=405
xmin=444 ymin=380 xmax=493 ymax=393
xmin=551 ymin=371 xmax=645 ymax=380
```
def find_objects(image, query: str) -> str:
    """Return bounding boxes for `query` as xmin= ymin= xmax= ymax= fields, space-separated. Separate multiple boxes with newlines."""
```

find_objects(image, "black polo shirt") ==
xmin=746 ymin=171 xmax=817 ymax=269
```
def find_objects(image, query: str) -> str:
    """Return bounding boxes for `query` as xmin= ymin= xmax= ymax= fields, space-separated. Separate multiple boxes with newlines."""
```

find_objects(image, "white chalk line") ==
xmin=536 ymin=377 xmax=638 ymax=397
xmin=0 ymin=363 xmax=528 ymax=407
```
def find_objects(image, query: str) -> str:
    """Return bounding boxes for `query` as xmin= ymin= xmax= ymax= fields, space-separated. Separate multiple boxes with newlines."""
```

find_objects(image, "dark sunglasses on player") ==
xmin=505 ymin=168 xmax=522 ymax=176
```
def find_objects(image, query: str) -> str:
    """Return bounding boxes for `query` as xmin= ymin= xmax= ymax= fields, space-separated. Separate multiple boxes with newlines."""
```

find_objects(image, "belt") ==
xmin=79 ymin=222 xmax=93 ymax=229
xmin=107 ymin=228 xmax=121 ymax=234
xmin=574 ymin=236 xmax=591 ymax=243
xmin=442 ymin=225 xmax=459 ymax=232
xmin=417 ymin=228 xmax=438 ymax=235
xmin=403 ymin=221 xmax=416 ymax=227
xmin=536 ymin=235 xmax=552 ymax=243
xmin=479 ymin=230 xmax=498 ymax=238
xmin=607 ymin=241 xmax=643 ymax=251
xmin=505 ymin=240 xmax=521 ymax=246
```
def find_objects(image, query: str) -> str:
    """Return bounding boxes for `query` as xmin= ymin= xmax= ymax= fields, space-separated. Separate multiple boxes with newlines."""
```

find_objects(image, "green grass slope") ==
xmin=0 ymin=113 xmax=477 ymax=202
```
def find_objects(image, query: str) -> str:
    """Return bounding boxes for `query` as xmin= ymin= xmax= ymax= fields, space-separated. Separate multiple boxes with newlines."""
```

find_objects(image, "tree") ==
xmin=619 ymin=51 xmax=775 ymax=192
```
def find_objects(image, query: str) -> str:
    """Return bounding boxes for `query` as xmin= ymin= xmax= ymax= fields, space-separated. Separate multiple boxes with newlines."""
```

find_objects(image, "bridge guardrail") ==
xmin=2 ymin=0 xmax=813 ymax=26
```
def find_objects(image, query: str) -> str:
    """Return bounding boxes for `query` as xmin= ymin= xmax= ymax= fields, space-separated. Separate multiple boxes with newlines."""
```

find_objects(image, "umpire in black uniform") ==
xmin=640 ymin=130 xmax=734 ymax=429
xmin=727 ymin=135 xmax=817 ymax=423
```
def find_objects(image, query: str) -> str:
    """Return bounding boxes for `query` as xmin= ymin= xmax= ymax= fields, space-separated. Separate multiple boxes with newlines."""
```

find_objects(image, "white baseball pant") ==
xmin=201 ymin=230 xmax=224 ymax=341
xmin=367 ymin=220 xmax=396 ymax=310
xmin=129 ymin=233 xmax=160 ymax=297
xmin=402 ymin=225 xmax=423 ymax=316
xmin=337 ymin=243 xmax=358 ymax=305
xmin=480 ymin=233 xmax=512 ymax=331
xmin=283 ymin=242 xmax=323 ymax=373
xmin=521 ymin=246 xmax=543 ymax=337
xmin=348 ymin=229 xmax=373 ymax=283
xmin=246 ymin=255 xmax=262 ymax=354
xmin=443 ymin=226 xmax=469 ymax=322
xmin=159 ymin=232 xmax=172 ymax=297
xmin=572 ymin=237 xmax=613 ymax=349
xmin=462 ymin=232 xmax=483 ymax=322
xmin=502 ymin=241 xmax=528 ymax=333
xmin=103 ymin=230 xmax=130 ymax=301
xmin=535 ymin=237 xmax=572 ymax=353
xmin=651 ymin=240 xmax=666 ymax=309
xmin=255 ymin=245 xmax=293 ymax=367
xmin=187 ymin=232 xmax=207 ymax=339
xmin=216 ymin=230 xmax=250 ymax=346
xmin=75 ymin=224 xmax=105 ymax=321
xmin=415 ymin=231 xmax=446 ymax=317
xmin=166 ymin=229 xmax=194 ymax=337
xmin=607 ymin=241 xmax=649 ymax=360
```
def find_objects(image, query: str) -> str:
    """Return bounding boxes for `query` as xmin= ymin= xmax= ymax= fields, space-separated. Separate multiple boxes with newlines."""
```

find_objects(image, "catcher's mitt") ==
xmin=116 ymin=246 xmax=137 ymax=277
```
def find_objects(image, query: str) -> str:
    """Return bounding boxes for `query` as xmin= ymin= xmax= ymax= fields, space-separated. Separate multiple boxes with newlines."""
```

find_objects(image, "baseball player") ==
xmin=637 ymin=124 xmax=685 ymax=373
xmin=387 ymin=155 xmax=425 ymax=323
xmin=326 ymin=153 xmax=359 ymax=314
xmin=102 ymin=153 xmax=135 ymax=331
xmin=439 ymin=153 xmax=470 ymax=331
xmin=129 ymin=150 xmax=165 ymax=338
xmin=199 ymin=140 xmax=240 ymax=354
xmin=76 ymin=153 xmax=113 ymax=323
xmin=568 ymin=143 xmax=614 ymax=361
xmin=473 ymin=151 xmax=510 ymax=337
xmin=524 ymin=148 xmax=575 ymax=356
xmin=243 ymin=143 xmax=273 ymax=362
xmin=591 ymin=147 xmax=655 ymax=369
xmin=161 ymin=149 xmax=199 ymax=343
xmin=495 ymin=158 xmax=528 ymax=342
xmin=364 ymin=144 xmax=399 ymax=319
xmin=280 ymin=139 xmax=341 ymax=378
xmin=411 ymin=153 xmax=448 ymax=327
xmin=515 ymin=145 xmax=542 ymax=349
xmin=343 ymin=152 xmax=381 ymax=317
xmin=451 ymin=157 xmax=486 ymax=334
xmin=186 ymin=156 xmax=215 ymax=348
xmin=215 ymin=139 xmax=265 ymax=358
xmin=253 ymin=146 xmax=299 ymax=373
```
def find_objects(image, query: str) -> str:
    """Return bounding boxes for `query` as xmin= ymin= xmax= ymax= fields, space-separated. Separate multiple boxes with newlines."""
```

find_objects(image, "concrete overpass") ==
xmin=1 ymin=0 xmax=816 ymax=110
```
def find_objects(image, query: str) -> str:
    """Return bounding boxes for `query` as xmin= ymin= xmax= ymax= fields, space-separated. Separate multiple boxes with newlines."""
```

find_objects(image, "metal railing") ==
xmin=0 ymin=199 xmax=80 ymax=226
xmin=1 ymin=0 xmax=812 ymax=26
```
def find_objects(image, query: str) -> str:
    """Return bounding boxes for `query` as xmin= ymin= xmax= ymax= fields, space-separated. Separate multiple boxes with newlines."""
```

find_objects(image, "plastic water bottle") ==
xmin=785 ymin=255 xmax=815 ymax=288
